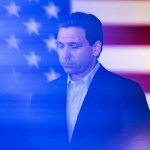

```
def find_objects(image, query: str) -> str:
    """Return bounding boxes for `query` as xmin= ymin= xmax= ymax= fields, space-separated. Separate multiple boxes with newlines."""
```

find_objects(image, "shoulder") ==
xmin=47 ymin=74 xmax=67 ymax=87
xmin=98 ymin=65 xmax=142 ymax=90
xmin=95 ymin=65 xmax=147 ymax=101
xmin=31 ymin=75 xmax=67 ymax=104
xmin=29 ymin=75 xmax=67 ymax=120
xmin=99 ymin=66 xmax=150 ymax=124
xmin=33 ymin=74 xmax=67 ymax=94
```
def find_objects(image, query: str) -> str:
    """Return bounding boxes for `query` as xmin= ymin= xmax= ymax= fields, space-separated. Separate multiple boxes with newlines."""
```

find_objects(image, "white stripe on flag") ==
xmin=99 ymin=46 xmax=150 ymax=73
xmin=72 ymin=0 xmax=150 ymax=25
xmin=146 ymin=93 xmax=150 ymax=110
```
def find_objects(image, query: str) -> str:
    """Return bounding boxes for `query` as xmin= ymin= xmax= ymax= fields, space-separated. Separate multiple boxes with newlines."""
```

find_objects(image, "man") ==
xmin=30 ymin=12 xmax=150 ymax=150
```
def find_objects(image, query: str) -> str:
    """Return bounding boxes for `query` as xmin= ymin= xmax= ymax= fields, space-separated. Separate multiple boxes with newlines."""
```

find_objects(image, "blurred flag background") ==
xmin=0 ymin=0 xmax=150 ymax=119
xmin=0 ymin=0 xmax=70 ymax=119
xmin=72 ymin=0 xmax=150 ymax=108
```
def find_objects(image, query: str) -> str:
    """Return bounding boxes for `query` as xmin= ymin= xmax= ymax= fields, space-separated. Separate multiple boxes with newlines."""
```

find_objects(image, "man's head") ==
xmin=58 ymin=12 xmax=103 ymax=52
xmin=57 ymin=12 xmax=103 ymax=81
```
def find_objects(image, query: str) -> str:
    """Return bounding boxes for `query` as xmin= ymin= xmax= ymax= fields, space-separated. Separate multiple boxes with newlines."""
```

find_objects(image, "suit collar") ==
xmin=70 ymin=65 xmax=112 ymax=141
xmin=57 ymin=65 xmax=112 ymax=143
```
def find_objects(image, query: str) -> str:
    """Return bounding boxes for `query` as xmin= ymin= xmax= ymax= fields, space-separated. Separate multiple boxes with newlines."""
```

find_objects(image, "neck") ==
xmin=69 ymin=61 xmax=98 ymax=82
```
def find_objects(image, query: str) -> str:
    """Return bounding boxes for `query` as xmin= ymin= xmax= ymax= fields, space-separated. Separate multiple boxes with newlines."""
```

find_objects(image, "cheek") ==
xmin=72 ymin=48 xmax=93 ymax=64
xmin=58 ymin=52 xmax=63 ymax=59
xmin=58 ymin=55 xmax=63 ymax=64
xmin=74 ymin=54 xmax=89 ymax=66
xmin=76 ymin=50 xmax=92 ymax=60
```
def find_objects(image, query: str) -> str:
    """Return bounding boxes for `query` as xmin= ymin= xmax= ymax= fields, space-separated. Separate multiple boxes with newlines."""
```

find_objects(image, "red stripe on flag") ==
xmin=103 ymin=25 xmax=150 ymax=45
xmin=76 ymin=0 xmax=150 ymax=1
xmin=116 ymin=73 xmax=150 ymax=93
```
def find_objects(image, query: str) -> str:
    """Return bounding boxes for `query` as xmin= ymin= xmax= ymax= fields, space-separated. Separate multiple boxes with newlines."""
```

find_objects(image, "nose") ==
xmin=63 ymin=46 xmax=71 ymax=59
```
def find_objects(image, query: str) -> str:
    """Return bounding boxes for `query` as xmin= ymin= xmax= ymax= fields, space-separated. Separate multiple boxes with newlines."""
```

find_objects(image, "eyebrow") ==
xmin=57 ymin=41 xmax=81 ymax=45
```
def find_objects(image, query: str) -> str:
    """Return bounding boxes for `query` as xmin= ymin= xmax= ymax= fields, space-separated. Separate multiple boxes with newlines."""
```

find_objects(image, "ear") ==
xmin=92 ymin=41 xmax=102 ymax=57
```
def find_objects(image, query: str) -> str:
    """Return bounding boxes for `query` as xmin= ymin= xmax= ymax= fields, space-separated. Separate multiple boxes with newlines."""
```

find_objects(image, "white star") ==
xmin=43 ymin=3 xmax=60 ymax=19
xmin=4 ymin=2 xmax=21 ymax=17
xmin=44 ymin=68 xmax=61 ymax=82
xmin=24 ymin=51 xmax=41 ymax=68
xmin=44 ymin=36 xmax=57 ymax=52
xmin=24 ymin=19 xmax=41 ymax=35
xmin=5 ymin=35 xmax=21 ymax=50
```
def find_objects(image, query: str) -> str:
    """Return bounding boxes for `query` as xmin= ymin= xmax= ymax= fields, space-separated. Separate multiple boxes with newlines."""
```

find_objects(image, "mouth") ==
xmin=61 ymin=63 xmax=74 ymax=67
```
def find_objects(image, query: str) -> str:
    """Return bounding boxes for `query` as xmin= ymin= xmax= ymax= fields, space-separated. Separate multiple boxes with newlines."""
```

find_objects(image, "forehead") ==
xmin=57 ymin=27 xmax=86 ymax=42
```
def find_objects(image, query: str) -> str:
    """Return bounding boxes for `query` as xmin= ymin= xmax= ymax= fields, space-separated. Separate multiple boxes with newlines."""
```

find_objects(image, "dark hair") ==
xmin=58 ymin=12 xmax=103 ymax=52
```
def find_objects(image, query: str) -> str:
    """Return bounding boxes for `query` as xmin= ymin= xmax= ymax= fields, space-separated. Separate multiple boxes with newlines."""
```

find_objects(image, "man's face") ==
xmin=57 ymin=27 xmax=98 ymax=79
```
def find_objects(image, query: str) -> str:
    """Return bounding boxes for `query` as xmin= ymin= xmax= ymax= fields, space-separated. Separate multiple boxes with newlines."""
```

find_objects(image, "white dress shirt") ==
xmin=66 ymin=62 xmax=100 ymax=142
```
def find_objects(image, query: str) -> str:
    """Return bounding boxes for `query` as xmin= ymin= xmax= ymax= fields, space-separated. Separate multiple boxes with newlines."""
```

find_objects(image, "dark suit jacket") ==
xmin=29 ymin=65 xmax=150 ymax=150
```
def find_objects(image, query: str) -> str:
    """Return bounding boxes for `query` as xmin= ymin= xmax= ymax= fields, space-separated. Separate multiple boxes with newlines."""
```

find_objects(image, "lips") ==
xmin=61 ymin=63 xmax=74 ymax=67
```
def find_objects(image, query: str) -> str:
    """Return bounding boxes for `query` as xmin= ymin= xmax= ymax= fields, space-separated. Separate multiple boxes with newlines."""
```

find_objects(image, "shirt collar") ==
xmin=67 ymin=62 xmax=100 ymax=88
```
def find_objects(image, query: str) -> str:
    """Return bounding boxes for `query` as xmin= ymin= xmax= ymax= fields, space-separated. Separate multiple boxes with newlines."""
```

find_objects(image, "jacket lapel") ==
xmin=56 ymin=75 xmax=68 ymax=136
xmin=47 ymin=75 xmax=69 ymax=145
xmin=71 ymin=65 xmax=113 ymax=141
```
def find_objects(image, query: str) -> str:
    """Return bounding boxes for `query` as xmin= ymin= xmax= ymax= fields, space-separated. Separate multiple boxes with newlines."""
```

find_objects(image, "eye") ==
xmin=70 ymin=43 xmax=82 ymax=49
xmin=57 ymin=43 xmax=64 ymax=49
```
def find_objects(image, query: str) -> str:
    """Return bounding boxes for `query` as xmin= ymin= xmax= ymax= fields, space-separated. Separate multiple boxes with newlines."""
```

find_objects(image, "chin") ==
xmin=63 ymin=68 xmax=76 ymax=74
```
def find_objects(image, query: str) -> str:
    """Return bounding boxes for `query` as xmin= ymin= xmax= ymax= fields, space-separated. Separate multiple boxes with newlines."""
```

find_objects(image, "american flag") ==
xmin=0 ymin=0 xmax=150 ymax=119
xmin=0 ymin=0 xmax=70 ymax=118
xmin=72 ymin=0 xmax=150 ymax=108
